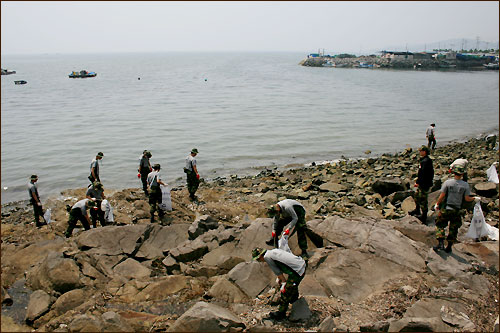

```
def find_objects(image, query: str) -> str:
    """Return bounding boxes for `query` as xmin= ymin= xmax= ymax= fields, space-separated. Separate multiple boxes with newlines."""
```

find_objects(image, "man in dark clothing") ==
xmin=65 ymin=199 xmax=95 ymax=238
xmin=185 ymin=148 xmax=200 ymax=201
xmin=252 ymin=247 xmax=307 ymax=321
xmin=86 ymin=181 xmax=106 ymax=228
xmin=139 ymin=150 xmax=152 ymax=196
xmin=89 ymin=152 xmax=104 ymax=183
xmin=28 ymin=175 xmax=46 ymax=227
xmin=426 ymin=123 xmax=436 ymax=150
xmin=409 ymin=145 xmax=434 ymax=224
xmin=147 ymin=164 xmax=167 ymax=223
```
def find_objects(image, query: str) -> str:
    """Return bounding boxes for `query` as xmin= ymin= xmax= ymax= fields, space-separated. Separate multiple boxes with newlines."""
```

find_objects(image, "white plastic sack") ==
xmin=486 ymin=164 xmax=499 ymax=184
xmin=486 ymin=223 xmax=499 ymax=241
xmin=101 ymin=199 xmax=114 ymax=223
xmin=465 ymin=202 xmax=490 ymax=239
xmin=278 ymin=234 xmax=292 ymax=253
xmin=43 ymin=208 xmax=51 ymax=224
xmin=159 ymin=185 xmax=172 ymax=212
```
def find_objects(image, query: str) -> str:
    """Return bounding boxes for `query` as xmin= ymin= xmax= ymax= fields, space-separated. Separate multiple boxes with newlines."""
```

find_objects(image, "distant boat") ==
xmin=1 ymin=68 xmax=16 ymax=75
xmin=14 ymin=80 xmax=27 ymax=85
xmin=69 ymin=70 xmax=97 ymax=78
xmin=357 ymin=62 xmax=374 ymax=68
xmin=322 ymin=61 xmax=335 ymax=67
xmin=483 ymin=63 xmax=499 ymax=70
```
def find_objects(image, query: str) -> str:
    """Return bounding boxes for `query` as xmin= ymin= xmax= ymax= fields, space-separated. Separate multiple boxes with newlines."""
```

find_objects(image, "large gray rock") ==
xmin=135 ymin=275 xmax=190 ymax=302
xmin=372 ymin=178 xmax=407 ymax=196
xmin=101 ymin=311 xmax=133 ymax=332
xmin=389 ymin=317 xmax=451 ymax=332
xmin=76 ymin=225 xmax=148 ymax=255
xmin=68 ymin=314 xmax=103 ymax=332
xmin=475 ymin=182 xmax=498 ymax=197
xmin=51 ymin=289 xmax=86 ymax=315
xmin=25 ymin=290 xmax=53 ymax=323
xmin=167 ymin=301 xmax=245 ymax=332
xmin=188 ymin=215 xmax=219 ymax=240
xmin=228 ymin=261 xmax=275 ymax=299
xmin=169 ymin=238 xmax=209 ymax=263
xmin=26 ymin=252 xmax=82 ymax=294
xmin=135 ymin=224 xmax=191 ymax=259
xmin=319 ymin=182 xmax=346 ymax=193
xmin=289 ymin=297 xmax=312 ymax=322
xmin=317 ymin=316 xmax=336 ymax=332
xmin=113 ymin=258 xmax=151 ymax=280
xmin=207 ymin=277 xmax=249 ymax=303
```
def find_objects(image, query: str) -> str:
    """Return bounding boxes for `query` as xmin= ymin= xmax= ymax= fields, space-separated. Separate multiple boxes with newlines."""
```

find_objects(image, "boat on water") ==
xmin=14 ymin=80 xmax=27 ymax=85
xmin=322 ymin=61 xmax=335 ymax=67
xmin=483 ymin=63 xmax=499 ymax=70
xmin=69 ymin=70 xmax=97 ymax=78
xmin=357 ymin=62 xmax=374 ymax=68
xmin=1 ymin=68 xmax=16 ymax=75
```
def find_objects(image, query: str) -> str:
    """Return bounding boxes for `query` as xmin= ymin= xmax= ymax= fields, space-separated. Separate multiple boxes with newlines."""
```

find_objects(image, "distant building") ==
xmin=380 ymin=51 xmax=414 ymax=61
xmin=413 ymin=52 xmax=435 ymax=60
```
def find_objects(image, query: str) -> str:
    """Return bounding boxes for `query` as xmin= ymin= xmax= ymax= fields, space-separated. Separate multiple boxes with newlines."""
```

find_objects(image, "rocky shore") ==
xmin=1 ymin=136 xmax=499 ymax=332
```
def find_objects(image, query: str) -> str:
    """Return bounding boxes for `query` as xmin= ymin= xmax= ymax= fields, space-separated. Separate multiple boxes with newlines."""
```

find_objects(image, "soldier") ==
xmin=147 ymin=164 xmax=167 ymax=223
xmin=86 ymin=181 xmax=106 ymax=228
xmin=184 ymin=148 xmax=200 ymax=201
xmin=450 ymin=155 xmax=468 ymax=182
xmin=252 ymin=247 xmax=306 ymax=321
xmin=433 ymin=165 xmax=480 ymax=253
xmin=65 ymin=199 xmax=95 ymax=238
xmin=28 ymin=175 xmax=46 ymax=227
xmin=89 ymin=152 xmax=104 ymax=183
xmin=266 ymin=199 xmax=309 ymax=259
xmin=426 ymin=123 xmax=436 ymax=150
xmin=139 ymin=150 xmax=152 ymax=196
xmin=409 ymin=146 xmax=434 ymax=223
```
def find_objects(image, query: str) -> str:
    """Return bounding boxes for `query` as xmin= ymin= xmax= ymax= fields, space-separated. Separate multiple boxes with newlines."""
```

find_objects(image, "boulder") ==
xmin=372 ymin=178 xmax=406 ymax=196
xmin=135 ymin=224 xmax=191 ymax=259
xmin=319 ymin=182 xmax=346 ymax=193
xmin=228 ymin=261 xmax=275 ymax=299
xmin=216 ymin=255 xmax=246 ymax=272
xmin=188 ymin=215 xmax=219 ymax=240
xmin=475 ymin=182 xmax=498 ymax=197
xmin=401 ymin=196 xmax=416 ymax=213
xmin=359 ymin=321 xmax=390 ymax=332
xmin=388 ymin=190 xmax=414 ymax=204
xmin=26 ymin=252 xmax=82 ymax=294
xmin=135 ymin=275 xmax=190 ymax=302
xmin=101 ymin=311 xmax=133 ymax=332
xmin=167 ymin=301 xmax=245 ymax=332
xmin=207 ymin=277 xmax=249 ymax=303
xmin=25 ymin=290 xmax=53 ymax=324
xmin=1 ymin=286 xmax=13 ymax=306
xmin=318 ymin=316 xmax=336 ymax=332
xmin=184 ymin=265 xmax=220 ymax=278
xmin=389 ymin=317 xmax=451 ymax=332
xmin=68 ymin=314 xmax=103 ymax=332
xmin=289 ymin=297 xmax=312 ymax=322
xmin=440 ymin=305 xmax=475 ymax=330
xmin=51 ymin=289 xmax=86 ymax=315
xmin=162 ymin=255 xmax=180 ymax=274
xmin=113 ymin=258 xmax=151 ymax=280
xmin=76 ymin=225 xmax=148 ymax=256
xmin=169 ymin=239 xmax=209 ymax=263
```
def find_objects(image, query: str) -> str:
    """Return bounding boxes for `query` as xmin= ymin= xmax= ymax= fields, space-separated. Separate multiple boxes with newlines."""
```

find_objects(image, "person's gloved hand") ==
xmin=434 ymin=204 xmax=439 ymax=211
xmin=137 ymin=173 xmax=141 ymax=178
xmin=276 ymin=278 xmax=280 ymax=285
xmin=271 ymin=231 xmax=276 ymax=238
xmin=196 ymin=174 xmax=200 ymax=180
xmin=474 ymin=196 xmax=481 ymax=203
xmin=280 ymin=282 xmax=286 ymax=293
xmin=283 ymin=228 xmax=290 ymax=236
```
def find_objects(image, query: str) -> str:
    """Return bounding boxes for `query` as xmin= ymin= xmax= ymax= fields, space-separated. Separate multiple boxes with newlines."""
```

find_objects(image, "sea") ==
xmin=1 ymin=52 xmax=498 ymax=204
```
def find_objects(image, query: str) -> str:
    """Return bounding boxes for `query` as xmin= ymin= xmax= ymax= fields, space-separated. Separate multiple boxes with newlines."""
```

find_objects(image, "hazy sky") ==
xmin=2 ymin=1 xmax=499 ymax=55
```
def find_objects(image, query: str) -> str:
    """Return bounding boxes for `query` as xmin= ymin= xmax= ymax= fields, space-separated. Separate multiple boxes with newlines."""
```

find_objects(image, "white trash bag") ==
xmin=43 ymin=208 xmax=51 ymax=224
xmin=159 ymin=185 xmax=172 ymax=212
xmin=486 ymin=163 xmax=499 ymax=184
xmin=101 ymin=199 xmax=114 ymax=223
xmin=278 ymin=234 xmax=292 ymax=253
xmin=465 ymin=202 xmax=489 ymax=239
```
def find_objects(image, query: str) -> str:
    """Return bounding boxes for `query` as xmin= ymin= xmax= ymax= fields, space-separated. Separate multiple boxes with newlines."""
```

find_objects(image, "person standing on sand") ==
xmin=89 ymin=152 xmax=104 ymax=184
xmin=426 ymin=123 xmax=436 ymax=150
xmin=65 ymin=199 xmax=95 ymax=238
xmin=409 ymin=146 xmax=434 ymax=224
xmin=252 ymin=247 xmax=306 ymax=321
xmin=86 ymin=181 xmax=106 ymax=228
xmin=265 ymin=199 xmax=309 ymax=259
xmin=139 ymin=150 xmax=152 ymax=196
xmin=184 ymin=148 xmax=200 ymax=201
xmin=147 ymin=164 xmax=167 ymax=223
xmin=433 ymin=165 xmax=480 ymax=253
xmin=28 ymin=175 xmax=46 ymax=227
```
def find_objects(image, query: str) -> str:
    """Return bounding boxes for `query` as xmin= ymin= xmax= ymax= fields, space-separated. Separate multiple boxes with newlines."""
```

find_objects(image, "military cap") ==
xmin=419 ymin=145 xmax=430 ymax=154
xmin=451 ymin=165 xmax=465 ymax=175
xmin=97 ymin=152 xmax=104 ymax=157
xmin=30 ymin=175 xmax=38 ymax=180
xmin=252 ymin=247 xmax=266 ymax=260
xmin=267 ymin=205 xmax=278 ymax=218
xmin=191 ymin=148 xmax=199 ymax=154
xmin=93 ymin=181 xmax=103 ymax=189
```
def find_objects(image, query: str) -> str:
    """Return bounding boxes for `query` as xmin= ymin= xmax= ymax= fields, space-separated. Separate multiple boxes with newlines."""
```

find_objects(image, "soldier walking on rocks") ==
xmin=252 ymin=247 xmax=306 ymax=321
xmin=65 ymin=199 xmax=96 ymax=238
xmin=139 ymin=150 xmax=152 ymax=196
xmin=147 ymin=164 xmax=167 ymax=223
xmin=89 ymin=152 xmax=104 ymax=184
xmin=450 ymin=155 xmax=468 ymax=182
xmin=426 ymin=123 xmax=436 ymax=150
xmin=28 ymin=175 xmax=46 ymax=227
xmin=409 ymin=146 xmax=434 ymax=224
xmin=266 ymin=199 xmax=309 ymax=259
xmin=433 ymin=165 xmax=480 ymax=253
xmin=184 ymin=148 xmax=200 ymax=201
xmin=86 ymin=181 xmax=106 ymax=228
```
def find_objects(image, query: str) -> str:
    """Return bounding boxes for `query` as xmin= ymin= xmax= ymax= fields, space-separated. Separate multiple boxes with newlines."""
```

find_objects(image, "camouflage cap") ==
xmin=93 ymin=181 xmax=103 ymax=189
xmin=267 ymin=205 xmax=278 ymax=218
xmin=451 ymin=165 xmax=465 ymax=175
xmin=419 ymin=145 xmax=430 ymax=154
xmin=87 ymin=200 xmax=96 ymax=207
xmin=252 ymin=247 xmax=266 ymax=260
xmin=97 ymin=152 xmax=104 ymax=157
xmin=191 ymin=148 xmax=199 ymax=154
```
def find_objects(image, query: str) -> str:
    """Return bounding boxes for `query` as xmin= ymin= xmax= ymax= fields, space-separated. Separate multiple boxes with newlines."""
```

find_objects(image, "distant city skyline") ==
xmin=2 ymin=1 xmax=499 ymax=55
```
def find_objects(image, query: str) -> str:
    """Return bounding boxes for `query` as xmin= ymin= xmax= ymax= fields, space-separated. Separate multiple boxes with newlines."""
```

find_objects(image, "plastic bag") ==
xmin=486 ymin=224 xmax=499 ymax=241
xmin=486 ymin=164 xmax=499 ymax=184
xmin=278 ymin=234 xmax=291 ymax=253
xmin=465 ymin=202 xmax=489 ymax=239
xmin=43 ymin=209 xmax=51 ymax=224
xmin=101 ymin=199 xmax=114 ymax=223
xmin=159 ymin=185 xmax=172 ymax=212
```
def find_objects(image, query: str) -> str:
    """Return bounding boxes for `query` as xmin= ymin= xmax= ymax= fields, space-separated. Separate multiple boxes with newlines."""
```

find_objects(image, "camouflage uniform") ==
xmin=435 ymin=208 xmax=463 ymax=241
xmin=275 ymin=261 xmax=304 ymax=313
xmin=147 ymin=169 xmax=164 ymax=221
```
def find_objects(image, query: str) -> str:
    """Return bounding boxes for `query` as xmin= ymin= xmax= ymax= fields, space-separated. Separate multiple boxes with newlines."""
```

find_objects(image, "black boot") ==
xmin=418 ymin=211 xmax=428 ymax=224
xmin=268 ymin=310 xmax=286 ymax=321
xmin=409 ymin=208 xmax=420 ymax=217
xmin=433 ymin=239 xmax=445 ymax=252
xmin=150 ymin=214 xmax=155 ymax=223
xmin=445 ymin=240 xmax=453 ymax=253
xmin=265 ymin=238 xmax=274 ymax=246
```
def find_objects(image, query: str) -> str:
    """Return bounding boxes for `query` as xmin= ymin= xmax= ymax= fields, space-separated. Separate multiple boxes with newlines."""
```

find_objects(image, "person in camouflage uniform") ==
xmin=184 ymin=148 xmax=200 ymax=201
xmin=409 ymin=145 xmax=434 ymax=224
xmin=433 ymin=165 xmax=480 ymax=253
xmin=252 ymin=247 xmax=306 ymax=321
xmin=147 ymin=164 xmax=167 ymax=223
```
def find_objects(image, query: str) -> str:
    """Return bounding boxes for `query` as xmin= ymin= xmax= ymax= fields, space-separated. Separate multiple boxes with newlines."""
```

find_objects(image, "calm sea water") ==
xmin=1 ymin=52 xmax=498 ymax=204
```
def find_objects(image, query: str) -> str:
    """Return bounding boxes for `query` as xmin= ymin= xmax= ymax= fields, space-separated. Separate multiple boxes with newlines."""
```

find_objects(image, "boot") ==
xmin=409 ymin=208 xmax=420 ymax=217
xmin=265 ymin=238 xmax=274 ymax=246
xmin=433 ymin=239 xmax=445 ymax=252
xmin=418 ymin=210 xmax=428 ymax=224
xmin=268 ymin=310 xmax=286 ymax=321
xmin=445 ymin=240 xmax=453 ymax=253
xmin=301 ymin=250 xmax=309 ymax=260
xmin=150 ymin=214 xmax=155 ymax=223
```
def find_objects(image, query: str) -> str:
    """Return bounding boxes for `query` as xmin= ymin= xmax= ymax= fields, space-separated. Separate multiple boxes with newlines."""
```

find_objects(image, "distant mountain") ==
xmin=382 ymin=38 xmax=499 ymax=53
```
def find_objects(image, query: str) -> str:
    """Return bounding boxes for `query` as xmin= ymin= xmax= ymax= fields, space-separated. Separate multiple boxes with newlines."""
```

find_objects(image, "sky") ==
xmin=1 ymin=1 xmax=499 ymax=55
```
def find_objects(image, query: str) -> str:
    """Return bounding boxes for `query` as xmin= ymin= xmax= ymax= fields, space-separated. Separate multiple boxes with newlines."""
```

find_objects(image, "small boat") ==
xmin=358 ymin=62 xmax=374 ymax=68
xmin=69 ymin=70 xmax=97 ymax=78
xmin=1 ymin=68 xmax=16 ymax=75
xmin=14 ymin=80 xmax=27 ymax=85
xmin=483 ymin=63 xmax=499 ymax=70
xmin=322 ymin=61 xmax=335 ymax=67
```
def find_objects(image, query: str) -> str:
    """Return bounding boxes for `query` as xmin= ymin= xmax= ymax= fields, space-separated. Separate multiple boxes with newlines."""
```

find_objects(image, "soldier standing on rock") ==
xmin=86 ymin=181 xmax=106 ymax=228
xmin=89 ymin=152 xmax=104 ymax=184
xmin=433 ymin=165 xmax=480 ymax=253
xmin=147 ymin=163 xmax=167 ymax=223
xmin=252 ymin=247 xmax=306 ymax=321
xmin=450 ymin=155 xmax=468 ymax=182
xmin=184 ymin=148 xmax=200 ymax=201
xmin=265 ymin=199 xmax=309 ymax=259
xmin=426 ymin=123 xmax=436 ymax=150
xmin=139 ymin=150 xmax=152 ymax=196
xmin=65 ymin=199 xmax=96 ymax=238
xmin=28 ymin=175 xmax=46 ymax=227
xmin=409 ymin=146 xmax=434 ymax=224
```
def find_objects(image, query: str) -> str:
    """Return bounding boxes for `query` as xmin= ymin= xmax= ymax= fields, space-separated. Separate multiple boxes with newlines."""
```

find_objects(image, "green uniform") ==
xmin=435 ymin=178 xmax=470 ymax=241
xmin=147 ymin=171 xmax=164 ymax=219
